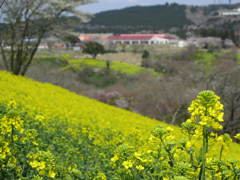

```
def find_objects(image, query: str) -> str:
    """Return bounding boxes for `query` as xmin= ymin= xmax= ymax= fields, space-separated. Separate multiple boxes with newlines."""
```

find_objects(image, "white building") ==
xmin=177 ymin=40 xmax=188 ymax=48
xmin=108 ymin=34 xmax=174 ymax=45
xmin=220 ymin=7 xmax=240 ymax=16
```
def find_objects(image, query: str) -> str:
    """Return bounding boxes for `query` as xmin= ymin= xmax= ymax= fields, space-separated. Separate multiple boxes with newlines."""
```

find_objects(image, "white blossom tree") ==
xmin=0 ymin=0 xmax=93 ymax=75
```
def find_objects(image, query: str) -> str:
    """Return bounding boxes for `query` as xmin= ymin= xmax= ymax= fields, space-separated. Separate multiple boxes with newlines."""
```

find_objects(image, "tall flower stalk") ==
xmin=185 ymin=91 xmax=224 ymax=180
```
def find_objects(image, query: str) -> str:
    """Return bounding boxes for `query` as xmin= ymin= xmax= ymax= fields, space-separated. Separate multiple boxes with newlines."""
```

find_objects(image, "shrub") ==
xmin=78 ymin=66 xmax=119 ymax=88
xmin=82 ymin=42 xmax=105 ymax=58
xmin=142 ymin=50 xmax=150 ymax=59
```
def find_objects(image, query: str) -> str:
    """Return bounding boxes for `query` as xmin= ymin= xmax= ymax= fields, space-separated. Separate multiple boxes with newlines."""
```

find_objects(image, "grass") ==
xmin=193 ymin=50 xmax=225 ymax=74
xmin=237 ymin=53 xmax=240 ymax=64
xmin=34 ymin=55 xmax=71 ymax=63
xmin=66 ymin=58 xmax=159 ymax=76
xmin=35 ymin=55 xmax=158 ymax=76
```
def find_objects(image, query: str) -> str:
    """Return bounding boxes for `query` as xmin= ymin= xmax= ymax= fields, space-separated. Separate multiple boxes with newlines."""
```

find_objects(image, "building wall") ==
xmin=150 ymin=37 xmax=170 ymax=45
xmin=112 ymin=38 xmax=171 ymax=45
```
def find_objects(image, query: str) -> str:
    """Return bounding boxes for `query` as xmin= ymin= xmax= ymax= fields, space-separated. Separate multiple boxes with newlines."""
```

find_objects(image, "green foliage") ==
xmin=78 ymin=66 xmax=119 ymax=88
xmin=194 ymin=50 xmax=221 ymax=74
xmin=237 ymin=53 xmax=240 ymax=64
xmin=35 ymin=55 xmax=72 ymax=64
xmin=61 ymin=34 xmax=80 ymax=47
xmin=142 ymin=50 xmax=150 ymax=59
xmin=82 ymin=42 xmax=105 ymax=58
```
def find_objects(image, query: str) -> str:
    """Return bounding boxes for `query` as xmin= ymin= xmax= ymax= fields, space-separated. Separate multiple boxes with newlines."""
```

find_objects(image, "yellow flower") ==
xmin=217 ymin=136 xmax=223 ymax=142
xmin=136 ymin=165 xmax=144 ymax=171
xmin=96 ymin=172 xmax=107 ymax=180
xmin=147 ymin=150 xmax=152 ymax=154
xmin=29 ymin=161 xmax=39 ymax=168
xmin=165 ymin=135 xmax=175 ymax=141
xmin=235 ymin=133 xmax=240 ymax=140
xmin=186 ymin=141 xmax=192 ymax=149
xmin=163 ymin=177 xmax=170 ymax=180
xmin=32 ymin=141 xmax=39 ymax=146
xmin=8 ymin=100 xmax=17 ymax=108
xmin=38 ymin=161 xmax=46 ymax=170
xmin=215 ymin=173 xmax=222 ymax=178
xmin=134 ymin=152 xmax=141 ymax=159
xmin=166 ymin=127 xmax=173 ymax=132
xmin=122 ymin=161 xmax=133 ymax=169
xmin=48 ymin=170 xmax=56 ymax=178
xmin=187 ymin=91 xmax=224 ymax=131
xmin=206 ymin=157 xmax=213 ymax=164
xmin=35 ymin=115 xmax=45 ymax=122
xmin=111 ymin=155 xmax=119 ymax=162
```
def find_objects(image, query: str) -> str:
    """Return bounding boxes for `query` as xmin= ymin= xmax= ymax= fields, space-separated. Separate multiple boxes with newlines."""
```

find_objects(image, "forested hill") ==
xmin=89 ymin=4 xmax=192 ymax=31
xmin=77 ymin=3 xmax=240 ymax=39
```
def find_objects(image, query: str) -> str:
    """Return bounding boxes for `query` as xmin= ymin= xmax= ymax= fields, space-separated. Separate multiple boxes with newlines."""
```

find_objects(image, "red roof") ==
xmin=79 ymin=34 xmax=112 ymax=41
xmin=108 ymin=34 xmax=172 ymax=41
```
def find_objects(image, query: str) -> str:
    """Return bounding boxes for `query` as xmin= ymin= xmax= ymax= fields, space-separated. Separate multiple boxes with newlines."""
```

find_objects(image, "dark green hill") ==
xmin=90 ymin=4 xmax=192 ymax=31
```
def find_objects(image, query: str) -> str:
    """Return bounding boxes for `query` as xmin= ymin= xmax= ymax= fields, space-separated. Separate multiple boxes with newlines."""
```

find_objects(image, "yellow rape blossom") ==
xmin=187 ymin=91 xmax=224 ymax=131
xmin=136 ymin=165 xmax=144 ymax=171
xmin=29 ymin=161 xmax=46 ymax=170
xmin=48 ymin=170 xmax=56 ymax=178
xmin=111 ymin=155 xmax=119 ymax=162
xmin=122 ymin=160 xmax=133 ymax=169
xmin=235 ymin=133 xmax=240 ymax=140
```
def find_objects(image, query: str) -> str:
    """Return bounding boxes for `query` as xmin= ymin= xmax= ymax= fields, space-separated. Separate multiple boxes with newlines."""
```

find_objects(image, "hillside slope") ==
xmin=0 ymin=70 xmax=239 ymax=155
xmin=0 ymin=70 xmax=166 ymax=135
xmin=1 ymin=70 xmax=240 ymax=179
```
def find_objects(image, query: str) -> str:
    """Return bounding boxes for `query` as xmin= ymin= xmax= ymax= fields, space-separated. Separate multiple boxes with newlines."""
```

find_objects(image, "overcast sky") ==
xmin=78 ymin=0 xmax=237 ymax=13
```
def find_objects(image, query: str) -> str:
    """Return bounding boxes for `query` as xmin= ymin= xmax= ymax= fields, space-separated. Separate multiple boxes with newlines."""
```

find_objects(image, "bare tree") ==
xmin=0 ymin=0 xmax=93 ymax=75
xmin=210 ymin=68 xmax=240 ymax=135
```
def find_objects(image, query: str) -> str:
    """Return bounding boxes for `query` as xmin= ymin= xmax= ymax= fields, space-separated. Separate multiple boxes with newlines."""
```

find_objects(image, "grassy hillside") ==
xmin=36 ymin=56 xmax=158 ymax=76
xmin=0 ymin=71 xmax=240 ymax=179
xmin=66 ymin=58 xmax=158 ymax=75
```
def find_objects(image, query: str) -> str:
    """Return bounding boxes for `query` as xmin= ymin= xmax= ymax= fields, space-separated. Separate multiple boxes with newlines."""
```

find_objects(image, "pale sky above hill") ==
xmin=78 ymin=0 xmax=239 ymax=13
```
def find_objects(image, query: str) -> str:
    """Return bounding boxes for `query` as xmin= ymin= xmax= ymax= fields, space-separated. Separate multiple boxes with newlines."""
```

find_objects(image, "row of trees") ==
xmin=0 ymin=0 xmax=93 ymax=75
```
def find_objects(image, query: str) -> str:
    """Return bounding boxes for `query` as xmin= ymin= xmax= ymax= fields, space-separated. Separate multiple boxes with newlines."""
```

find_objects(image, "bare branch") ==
xmin=0 ymin=0 xmax=93 ymax=75
xmin=0 ymin=0 xmax=6 ymax=9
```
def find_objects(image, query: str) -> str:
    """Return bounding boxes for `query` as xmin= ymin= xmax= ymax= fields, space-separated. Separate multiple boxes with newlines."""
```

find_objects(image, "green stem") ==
xmin=160 ymin=137 xmax=174 ymax=167
xmin=219 ymin=144 xmax=224 ymax=161
xmin=199 ymin=126 xmax=208 ymax=180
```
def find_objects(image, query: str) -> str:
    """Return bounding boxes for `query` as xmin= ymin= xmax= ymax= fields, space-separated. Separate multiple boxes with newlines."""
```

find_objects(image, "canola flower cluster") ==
xmin=0 ymin=101 xmax=56 ymax=179
xmin=186 ymin=90 xmax=224 ymax=130
xmin=0 ymin=71 xmax=240 ymax=179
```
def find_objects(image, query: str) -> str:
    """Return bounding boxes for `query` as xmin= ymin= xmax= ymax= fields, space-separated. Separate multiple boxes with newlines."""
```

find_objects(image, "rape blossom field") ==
xmin=0 ymin=70 xmax=240 ymax=179
xmin=66 ymin=58 xmax=158 ymax=76
xmin=35 ymin=55 xmax=158 ymax=76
